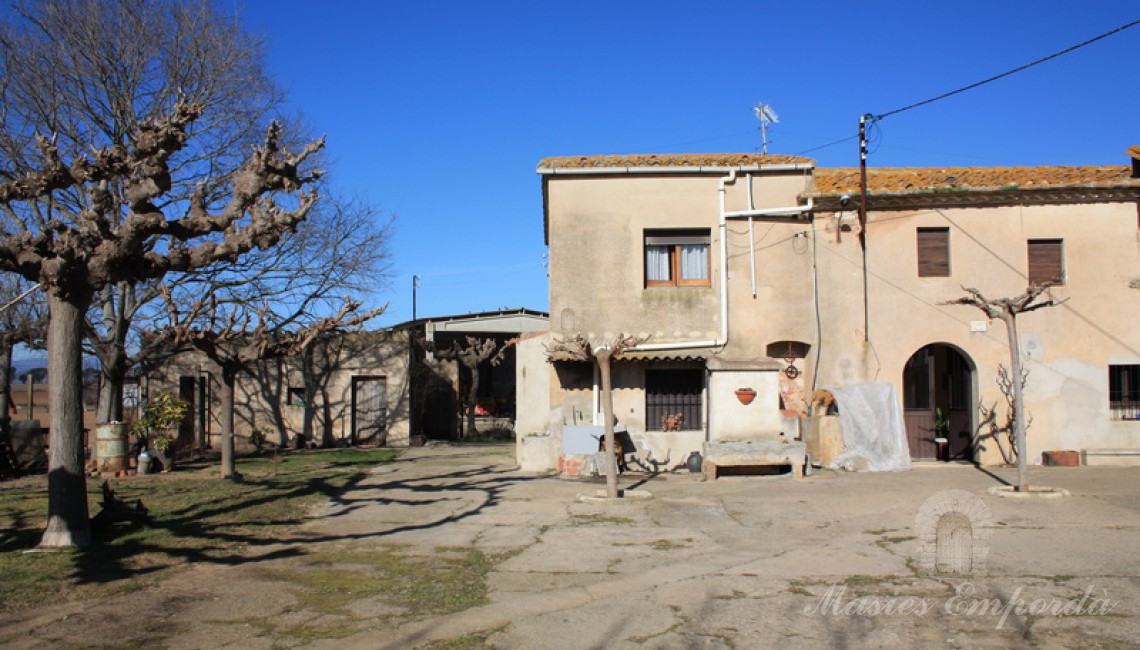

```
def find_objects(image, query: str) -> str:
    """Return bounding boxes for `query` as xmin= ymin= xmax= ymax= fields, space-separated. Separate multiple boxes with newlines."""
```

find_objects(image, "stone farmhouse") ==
xmin=521 ymin=148 xmax=1140 ymax=472
xmin=145 ymin=308 xmax=548 ymax=451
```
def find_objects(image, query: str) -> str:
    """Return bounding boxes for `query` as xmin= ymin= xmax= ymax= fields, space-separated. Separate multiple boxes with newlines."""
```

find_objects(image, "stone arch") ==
xmin=916 ymin=489 xmax=993 ymax=574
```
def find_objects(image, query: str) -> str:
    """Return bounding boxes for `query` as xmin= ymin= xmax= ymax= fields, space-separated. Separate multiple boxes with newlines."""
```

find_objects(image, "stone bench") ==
xmin=702 ymin=440 xmax=807 ymax=479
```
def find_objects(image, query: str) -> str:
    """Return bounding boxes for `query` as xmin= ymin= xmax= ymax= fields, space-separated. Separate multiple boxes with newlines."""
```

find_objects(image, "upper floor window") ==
xmin=645 ymin=229 xmax=710 ymax=287
xmin=1027 ymin=239 xmax=1064 ymax=286
xmin=916 ymin=227 xmax=950 ymax=277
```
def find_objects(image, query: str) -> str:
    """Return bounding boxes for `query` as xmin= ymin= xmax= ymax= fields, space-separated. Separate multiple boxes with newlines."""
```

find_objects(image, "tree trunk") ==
xmin=1004 ymin=314 xmax=1029 ymax=492
xmin=596 ymin=347 xmax=619 ymax=499
xmin=0 ymin=341 xmax=12 ymax=443
xmin=464 ymin=363 xmax=479 ymax=439
xmin=94 ymin=282 xmax=133 ymax=424
xmin=39 ymin=293 xmax=91 ymax=548
xmin=96 ymin=348 xmax=126 ymax=424
xmin=320 ymin=386 xmax=335 ymax=447
xmin=219 ymin=367 xmax=239 ymax=480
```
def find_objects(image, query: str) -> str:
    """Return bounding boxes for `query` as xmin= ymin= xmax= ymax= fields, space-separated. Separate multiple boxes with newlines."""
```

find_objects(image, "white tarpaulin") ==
xmin=826 ymin=382 xmax=912 ymax=472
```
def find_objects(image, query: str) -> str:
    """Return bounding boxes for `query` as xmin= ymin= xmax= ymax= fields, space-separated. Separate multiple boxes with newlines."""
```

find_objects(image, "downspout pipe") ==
xmin=747 ymin=174 xmax=756 ymax=299
xmin=716 ymin=170 xmax=732 ymax=348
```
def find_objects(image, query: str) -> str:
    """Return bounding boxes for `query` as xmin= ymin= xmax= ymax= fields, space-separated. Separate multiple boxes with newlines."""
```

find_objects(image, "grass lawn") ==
xmin=0 ymin=448 xmax=400 ymax=613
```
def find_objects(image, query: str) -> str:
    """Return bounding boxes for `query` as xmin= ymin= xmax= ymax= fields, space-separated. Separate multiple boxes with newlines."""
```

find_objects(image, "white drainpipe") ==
xmin=628 ymin=169 xmax=736 ymax=353
xmin=747 ymin=174 xmax=757 ymax=298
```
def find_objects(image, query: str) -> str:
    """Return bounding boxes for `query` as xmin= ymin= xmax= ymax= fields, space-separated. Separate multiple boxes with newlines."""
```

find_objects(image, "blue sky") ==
xmin=240 ymin=1 xmax=1140 ymax=326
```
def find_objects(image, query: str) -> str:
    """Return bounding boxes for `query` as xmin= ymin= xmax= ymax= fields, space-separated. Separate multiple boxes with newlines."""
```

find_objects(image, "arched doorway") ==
xmin=902 ymin=344 xmax=974 ymax=460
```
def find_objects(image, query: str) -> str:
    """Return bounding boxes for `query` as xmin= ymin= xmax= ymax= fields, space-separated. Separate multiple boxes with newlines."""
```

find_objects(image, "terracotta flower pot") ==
xmin=735 ymin=388 xmax=757 ymax=405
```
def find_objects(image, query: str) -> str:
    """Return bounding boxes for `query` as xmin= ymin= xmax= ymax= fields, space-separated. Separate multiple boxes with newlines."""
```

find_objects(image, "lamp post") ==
xmin=412 ymin=275 xmax=422 ymax=320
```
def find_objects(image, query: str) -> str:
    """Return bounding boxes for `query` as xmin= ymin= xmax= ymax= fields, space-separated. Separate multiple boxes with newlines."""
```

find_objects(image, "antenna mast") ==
xmin=753 ymin=102 xmax=779 ymax=154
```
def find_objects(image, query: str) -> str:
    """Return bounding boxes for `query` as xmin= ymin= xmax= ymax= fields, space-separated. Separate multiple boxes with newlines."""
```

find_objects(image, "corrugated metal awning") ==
xmin=546 ymin=348 xmax=714 ymax=363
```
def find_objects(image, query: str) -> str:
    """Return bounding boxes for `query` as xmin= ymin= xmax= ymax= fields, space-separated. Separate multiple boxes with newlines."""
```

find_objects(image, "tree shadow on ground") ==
xmin=60 ymin=451 xmax=538 ymax=588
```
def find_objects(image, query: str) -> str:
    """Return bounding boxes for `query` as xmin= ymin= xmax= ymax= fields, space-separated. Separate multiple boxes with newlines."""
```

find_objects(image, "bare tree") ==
xmin=156 ymin=289 xmax=383 ymax=479
xmin=944 ymin=282 xmax=1063 ymax=492
xmin=0 ymin=101 xmax=323 ymax=547
xmin=545 ymin=333 xmax=647 ymax=499
xmin=976 ymin=364 xmax=1031 ymax=466
xmin=0 ymin=277 xmax=45 ymax=469
xmin=434 ymin=336 xmax=509 ymax=439
xmin=167 ymin=192 xmax=392 ymax=449
xmin=0 ymin=0 xmax=290 ymax=426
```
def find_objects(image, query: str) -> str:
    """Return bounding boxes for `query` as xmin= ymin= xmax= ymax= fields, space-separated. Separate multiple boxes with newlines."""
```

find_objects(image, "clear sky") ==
xmin=239 ymin=1 xmax=1140 ymax=326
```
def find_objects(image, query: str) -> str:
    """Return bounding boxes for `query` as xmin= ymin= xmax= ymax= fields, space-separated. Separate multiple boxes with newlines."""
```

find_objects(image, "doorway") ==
xmin=351 ymin=375 xmax=388 ymax=445
xmin=902 ymin=344 xmax=974 ymax=460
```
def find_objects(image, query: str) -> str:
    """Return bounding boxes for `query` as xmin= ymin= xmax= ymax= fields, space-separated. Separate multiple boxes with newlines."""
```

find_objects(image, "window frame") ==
xmin=1109 ymin=364 xmax=1140 ymax=420
xmin=644 ymin=229 xmax=711 ymax=288
xmin=287 ymin=386 xmax=306 ymax=407
xmin=1027 ymin=238 xmax=1064 ymax=286
xmin=916 ymin=227 xmax=951 ymax=278
xmin=645 ymin=367 xmax=704 ymax=429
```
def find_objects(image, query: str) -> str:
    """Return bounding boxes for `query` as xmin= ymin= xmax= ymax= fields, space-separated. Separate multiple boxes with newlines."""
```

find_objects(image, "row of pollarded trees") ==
xmin=0 ymin=0 xmax=392 ymax=548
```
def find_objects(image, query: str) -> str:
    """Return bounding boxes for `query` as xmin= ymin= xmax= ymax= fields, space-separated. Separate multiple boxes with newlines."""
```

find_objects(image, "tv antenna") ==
xmin=753 ymin=102 xmax=779 ymax=154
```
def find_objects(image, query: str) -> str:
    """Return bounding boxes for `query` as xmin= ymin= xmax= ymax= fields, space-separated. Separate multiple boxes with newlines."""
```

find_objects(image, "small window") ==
xmin=1027 ymin=239 xmax=1064 ymax=286
xmin=916 ymin=227 xmax=950 ymax=277
xmin=1109 ymin=365 xmax=1140 ymax=420
xmin=645 ymin=229 xmax=710 ymax=287
xmin=646 ymin=368 xmax=703 ymax=429
xmin=287 ymin=387 xmax=306 ymax=407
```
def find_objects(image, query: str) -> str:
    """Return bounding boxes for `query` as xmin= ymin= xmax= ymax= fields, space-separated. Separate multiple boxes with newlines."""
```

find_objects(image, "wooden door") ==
xmin=903 ymin=345 xmax=973 ymax=461
xmin=352 ymin=376 xmax=387 ymax=445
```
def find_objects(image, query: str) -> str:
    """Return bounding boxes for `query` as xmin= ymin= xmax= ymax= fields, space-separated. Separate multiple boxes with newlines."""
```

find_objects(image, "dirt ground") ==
xmin=0 ymin=445 xmax=1137 ymax=650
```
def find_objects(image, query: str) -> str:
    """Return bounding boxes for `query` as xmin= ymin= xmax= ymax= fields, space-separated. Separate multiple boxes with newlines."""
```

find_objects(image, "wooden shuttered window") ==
xmin=916 ymin=228 xmax=950 ymax=277
xmin=1027 ymin=239 xmax=1064 ymax=286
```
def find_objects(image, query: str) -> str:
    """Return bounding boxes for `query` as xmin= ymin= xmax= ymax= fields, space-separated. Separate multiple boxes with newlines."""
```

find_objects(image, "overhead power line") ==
xmin=876 ymin=18 xmax=1140 ymax=121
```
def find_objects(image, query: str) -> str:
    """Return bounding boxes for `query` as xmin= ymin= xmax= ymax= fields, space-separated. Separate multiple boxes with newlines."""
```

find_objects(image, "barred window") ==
xmin=646 ymin=369 xmax=703 ymax=430
xmin=1109 ymin=365 xmax=1140 ymax=420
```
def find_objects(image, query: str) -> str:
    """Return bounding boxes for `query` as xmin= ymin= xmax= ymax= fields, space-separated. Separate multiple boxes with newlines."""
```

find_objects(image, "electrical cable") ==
xmin=0 ymin=283 xmax=40 ymax=314
xmin=795 ymin=134 xmax=859 ymax=156
xmin=875 ymin=19 xmax=1140 ymax=121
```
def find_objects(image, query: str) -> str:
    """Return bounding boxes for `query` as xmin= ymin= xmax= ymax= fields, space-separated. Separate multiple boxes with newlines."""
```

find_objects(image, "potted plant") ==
xmin=132 ymin=391 xmax=189 ymax=472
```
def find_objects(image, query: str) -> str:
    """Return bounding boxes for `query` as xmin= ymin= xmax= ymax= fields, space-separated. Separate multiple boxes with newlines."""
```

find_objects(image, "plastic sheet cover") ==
xmin=826 ymin=382 xmax=912 ymax=472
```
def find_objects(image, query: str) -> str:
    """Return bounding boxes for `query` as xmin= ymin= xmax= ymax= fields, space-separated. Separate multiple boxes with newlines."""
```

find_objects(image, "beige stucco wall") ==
xmin=513 ymin=332 xmax=552 ymax=437
xmin=548 ymin=172 xmax=811 ymax=343
xmin=543 ymin=164 xmax=1140 ymax=466
xmin=707 ymin=368 xmax=782 ymax=441
xmin=788 ymin=199 xmax=1140 ymax=464
xmin=836 ymin=201 xmax=1140 ymax=464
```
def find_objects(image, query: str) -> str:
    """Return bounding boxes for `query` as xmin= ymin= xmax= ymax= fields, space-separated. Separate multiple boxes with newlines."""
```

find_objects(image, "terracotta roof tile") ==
xmin=811 ymin=166 xmax=1138 ymax=196
xmin=538 ymin=153 xmax=814 ymax=170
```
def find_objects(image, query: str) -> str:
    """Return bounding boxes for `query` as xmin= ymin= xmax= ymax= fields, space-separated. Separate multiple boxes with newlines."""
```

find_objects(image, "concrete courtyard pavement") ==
xmin=303 ymin=445 xmax=1140 ymax=650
